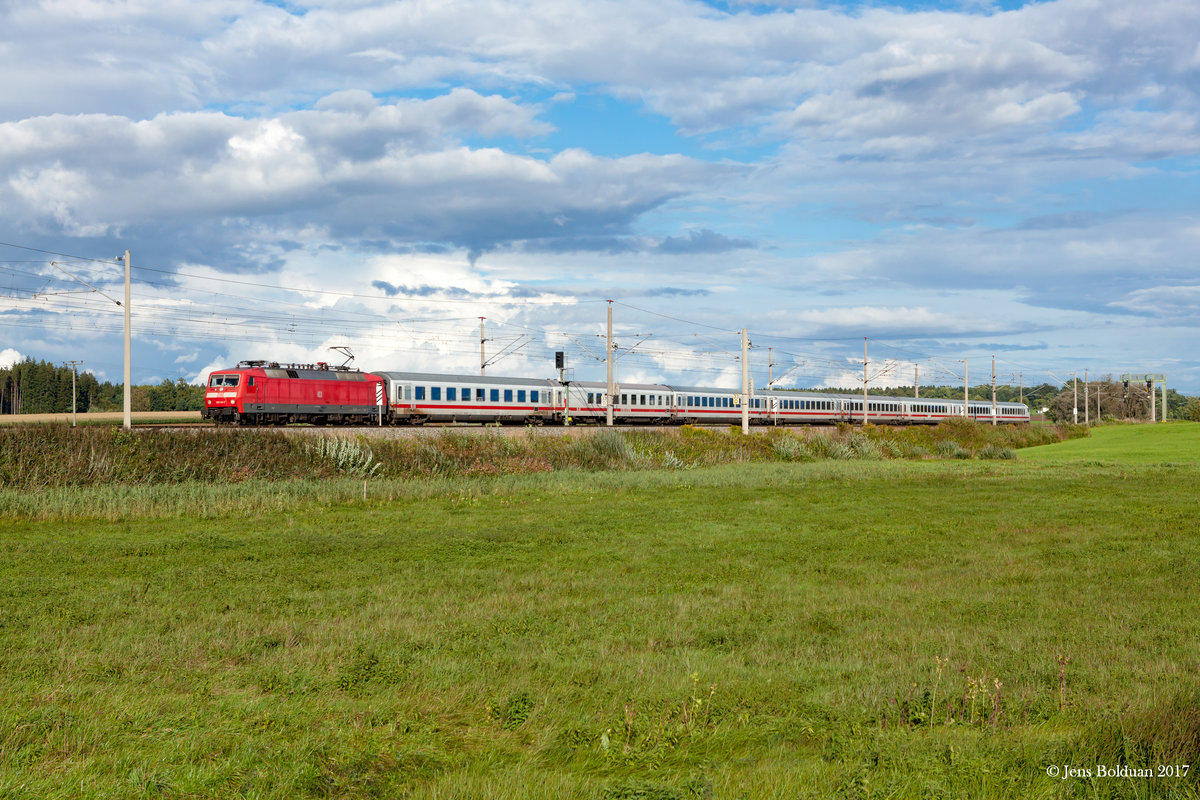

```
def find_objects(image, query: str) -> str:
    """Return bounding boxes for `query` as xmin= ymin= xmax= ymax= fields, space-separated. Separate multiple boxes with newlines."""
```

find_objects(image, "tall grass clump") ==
xmin=936 ymin=440 xmax=971 ymax=460
xmin=1071 ymin=686 xmax=1200 ymax=790
xmin=304 ymin=436 xmax=381 ymax=476
xmin=770 ymin=433 xmax=814 ymax=462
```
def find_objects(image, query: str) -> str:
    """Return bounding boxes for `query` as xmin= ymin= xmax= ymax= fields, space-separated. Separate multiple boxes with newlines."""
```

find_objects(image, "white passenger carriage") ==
xmin=368 ymin=370 xmax=1030 ymax=426
xmin=565 ymin=381 xmax=675 ymax=423
xmin=376 ymin=371 xmax=559 ymax=424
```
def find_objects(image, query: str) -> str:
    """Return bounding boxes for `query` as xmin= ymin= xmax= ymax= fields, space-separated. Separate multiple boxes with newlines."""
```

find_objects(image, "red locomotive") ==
xmin=203 ymin=360 xmax=385 ymax=425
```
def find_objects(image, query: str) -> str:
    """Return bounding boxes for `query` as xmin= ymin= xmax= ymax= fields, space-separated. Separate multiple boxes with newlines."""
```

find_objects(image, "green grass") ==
xmin=3 ymin=456 xmax=1200 ymax=798
xmin=0 ymin=421 xmax=1079 ymax=492
xmin=1021 ymin=421 xmax=1200 ymax=464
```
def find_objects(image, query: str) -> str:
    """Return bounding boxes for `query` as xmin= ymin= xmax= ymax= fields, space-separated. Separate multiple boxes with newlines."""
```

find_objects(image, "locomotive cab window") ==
xmin=209 ymin=374 xmax=241 ymax=387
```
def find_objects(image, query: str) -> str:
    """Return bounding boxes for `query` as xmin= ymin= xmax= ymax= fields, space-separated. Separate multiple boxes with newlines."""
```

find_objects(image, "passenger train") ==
xmin=203 ymin=360 xmax=1031 ymax=426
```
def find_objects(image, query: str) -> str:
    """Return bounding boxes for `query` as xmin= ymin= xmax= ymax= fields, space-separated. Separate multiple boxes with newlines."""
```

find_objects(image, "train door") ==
xmin=245 ymin=375 xmax=260 ymax=410
xmin=395 ymin=382 xmax=415 ymax=416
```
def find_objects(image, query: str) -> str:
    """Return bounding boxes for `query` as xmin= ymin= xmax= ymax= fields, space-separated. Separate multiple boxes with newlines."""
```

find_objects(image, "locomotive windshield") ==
xmin=208 ymin=374 xmax=241 ymax=387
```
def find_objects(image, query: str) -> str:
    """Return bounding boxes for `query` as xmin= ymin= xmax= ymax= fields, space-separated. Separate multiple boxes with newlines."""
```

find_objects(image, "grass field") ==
xmin=3 ymin=425 xmax=1199 ymax=798
xmin=1021 ymin=421 xmax=1200 ymax=465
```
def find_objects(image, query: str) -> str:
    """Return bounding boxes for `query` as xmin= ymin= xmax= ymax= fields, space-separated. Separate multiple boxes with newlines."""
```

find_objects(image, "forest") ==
xmin=0 ymin=358 xmax=204 ymax=414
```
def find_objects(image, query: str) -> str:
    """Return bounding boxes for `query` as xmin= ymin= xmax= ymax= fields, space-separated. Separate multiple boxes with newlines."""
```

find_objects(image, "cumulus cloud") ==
xmin=0 ymin=95 xmax=734 ymax=260
xmin=0 ymin=348 xmax=24 ymax=369
xmin=1 ymin=0 xmax=1198 ymax=389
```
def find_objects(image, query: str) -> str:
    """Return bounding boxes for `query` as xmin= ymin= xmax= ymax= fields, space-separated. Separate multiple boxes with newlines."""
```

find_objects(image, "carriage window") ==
xmin=530 ymin=390 xmax=539 ymax=403
xmin=504 ymin=390 xmax=513 ymax=402
xmin=431 ymin=387 xmax=441 ymax=401
xmin=517 ymin=390 xmax=526 ymax=402
xmin=476 ymin=388 xmax=484 ymax=401
xmin=461 ymin=389 xmax=470 ymax=402
xmin=415 ymin=386 xmax=426 ymax=400
xmin=447 ymin=387 xmax=456 ymax=401
xmin=404 ymin=385 xmax=412 ymax=401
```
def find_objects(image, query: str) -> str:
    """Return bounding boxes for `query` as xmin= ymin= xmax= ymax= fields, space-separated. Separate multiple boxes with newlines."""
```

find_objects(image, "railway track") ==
xmin=132 ymin=422 xmax=835 ymax=437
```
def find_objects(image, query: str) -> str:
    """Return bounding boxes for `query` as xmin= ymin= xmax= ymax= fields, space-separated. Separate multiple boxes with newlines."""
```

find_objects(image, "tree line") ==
xmin=0 ymin=358 xmax=204 ymax=414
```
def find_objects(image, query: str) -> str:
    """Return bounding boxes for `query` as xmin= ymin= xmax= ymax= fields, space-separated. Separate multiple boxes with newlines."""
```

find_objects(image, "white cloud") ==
xmin=1 ymin=0 xmax=1199 ymax=390
xmin=1110 ymin=285 xmax=1200 ymax=318
xmin=0 ymin=348 xmax=23 ymax=369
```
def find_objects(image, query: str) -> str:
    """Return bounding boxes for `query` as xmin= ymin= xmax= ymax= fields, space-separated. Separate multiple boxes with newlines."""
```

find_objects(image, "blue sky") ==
xmin=0 ymin=0 xmax=1197 ymax=395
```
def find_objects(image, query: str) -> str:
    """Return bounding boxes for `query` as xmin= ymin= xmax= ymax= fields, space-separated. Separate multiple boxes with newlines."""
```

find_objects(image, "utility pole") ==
xmin=122 ymin=249 xmax=131 ymax=431
xmin=991 ymin=355 xmax=997 ymax=425
xmin=1073 ymin=372 xmax=1078 ymax=425
xmin=863 ymin=338 xmax=869 ymax=424
xmin=741 ymin=328 xmax=750 ymax=434
xmin=1019 ymin=372 xmax=1023 ymax=405
xmin=1149 ymin=378 xmax=1156 ymax=423
xmin=1084 ymin=369 xmax=1089 ymax=425
xmin=64 ymin=360 xmax=83 ymax=427
xmin=962 ymin=358 xmax=968 ymax=417
xmin=479 ymin=317 xmax=486 ymax=376
xmin=606 ymin=300 xmax=614 ymax=427
xmin=767 ymin=347 xmax=773 ymax=389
